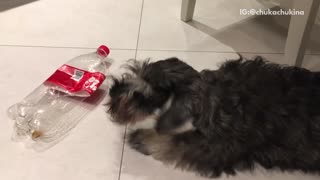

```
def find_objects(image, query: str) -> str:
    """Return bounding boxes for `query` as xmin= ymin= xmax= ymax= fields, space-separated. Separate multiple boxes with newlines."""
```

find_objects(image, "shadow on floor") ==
xmin=186 ymin=7 xmax=320 ymax=55
xmin=0 ymin=0 xmax=38 ymax=12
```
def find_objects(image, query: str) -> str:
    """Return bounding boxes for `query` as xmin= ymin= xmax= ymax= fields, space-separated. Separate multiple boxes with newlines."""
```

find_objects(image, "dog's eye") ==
xmin=109 ymin=82 xmax=130 ymax=98
xmin=109 ymin=87 xmax=117 ymax=97
xmin=133 ymin=91 xmax=145 ymax=100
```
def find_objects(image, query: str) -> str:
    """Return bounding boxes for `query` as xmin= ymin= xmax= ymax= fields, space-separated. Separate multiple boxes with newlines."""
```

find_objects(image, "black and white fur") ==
xmin=107 ymin=57 xmax=320 ymax=178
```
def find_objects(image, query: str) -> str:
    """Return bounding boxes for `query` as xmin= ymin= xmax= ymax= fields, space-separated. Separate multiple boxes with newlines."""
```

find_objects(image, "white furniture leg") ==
xmin=284 ymin=0 xmax=320 ymax=67
xmin=181 ymin=0 xmax=196 ymax=22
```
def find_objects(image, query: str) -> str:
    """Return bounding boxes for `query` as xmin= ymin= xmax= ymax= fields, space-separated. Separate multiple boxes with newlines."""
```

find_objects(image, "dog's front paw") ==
xmin=127 ymin=129 xmax=155 ymax=155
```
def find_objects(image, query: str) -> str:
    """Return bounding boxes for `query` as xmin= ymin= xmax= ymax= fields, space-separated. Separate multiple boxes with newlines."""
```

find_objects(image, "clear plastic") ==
xmin=7 ymin=46 xmax=111 ymax=151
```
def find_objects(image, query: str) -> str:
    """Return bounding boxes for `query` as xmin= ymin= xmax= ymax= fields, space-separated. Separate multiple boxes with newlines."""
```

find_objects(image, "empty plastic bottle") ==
xmin=7 ymin=45 xmax=111 ymax=151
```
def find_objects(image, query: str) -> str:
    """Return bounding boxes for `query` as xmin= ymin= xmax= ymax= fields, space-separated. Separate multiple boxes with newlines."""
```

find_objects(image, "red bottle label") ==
xmin=45 ymin=64 xmax=106 ymax=96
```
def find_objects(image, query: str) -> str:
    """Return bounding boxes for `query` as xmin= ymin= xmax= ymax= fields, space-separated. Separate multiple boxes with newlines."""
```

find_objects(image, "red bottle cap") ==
xmin=97 ymin=45 xmax=110 ymax=57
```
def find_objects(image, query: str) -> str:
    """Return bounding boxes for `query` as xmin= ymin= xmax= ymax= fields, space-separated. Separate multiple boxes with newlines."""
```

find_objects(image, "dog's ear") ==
xmin=126 ymin=78 xmax=153 ymax=98
xmin=142 ymin=57 xmax=200 ymax=90
xmin=124 ymin=58 xmax=199 ymax=91
xmin=200 ymin=70 xmax=219 ymax=84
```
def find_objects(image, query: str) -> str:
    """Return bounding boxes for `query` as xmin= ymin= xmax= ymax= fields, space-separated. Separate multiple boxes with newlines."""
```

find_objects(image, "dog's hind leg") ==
xmin=127 ymin=129 xmax=251 ymax=177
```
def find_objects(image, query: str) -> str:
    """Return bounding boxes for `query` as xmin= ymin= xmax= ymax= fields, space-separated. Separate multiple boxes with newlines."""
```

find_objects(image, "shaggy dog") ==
xmin=107 ymin=56 xmax=320 ymax=178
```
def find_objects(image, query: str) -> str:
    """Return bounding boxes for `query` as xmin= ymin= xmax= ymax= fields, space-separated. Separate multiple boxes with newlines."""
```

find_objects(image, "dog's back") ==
xmin=198 ymin=57 xmax=320 ymax=171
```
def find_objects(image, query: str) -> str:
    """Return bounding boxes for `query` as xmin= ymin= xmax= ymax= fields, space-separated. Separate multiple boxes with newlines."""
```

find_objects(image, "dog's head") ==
xmin=107 ymin=57 xmax=200 ymax=124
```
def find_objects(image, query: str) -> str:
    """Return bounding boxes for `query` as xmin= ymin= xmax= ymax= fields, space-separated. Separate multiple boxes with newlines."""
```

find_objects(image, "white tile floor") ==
xmin=0 ymin=0 xmax=320 ymax=180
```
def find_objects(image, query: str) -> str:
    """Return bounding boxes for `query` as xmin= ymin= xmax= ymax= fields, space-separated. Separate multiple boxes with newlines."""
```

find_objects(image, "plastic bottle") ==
xmin=7 ymin=45 xmax=111 ymax=151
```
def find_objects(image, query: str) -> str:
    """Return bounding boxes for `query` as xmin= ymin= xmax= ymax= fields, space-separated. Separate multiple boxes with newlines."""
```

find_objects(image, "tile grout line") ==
xmin=1 ymin=44 xmax=320 ymax=56
xmin=138 ymin=49 xmax=287 ymax=55
xmin=0 ymin=44 xmax=135 ymax=51
xmin=137 ymin=49 xmax=320 ymax=56
xmin=117 ymin=1 xmax=145 ymax=180
xmin=117 ymin=126 xmax=127 ymax=180
xmin=0 ymin=43 xmax=320 ymax=55
xmin=134 ymin=0 xmax=145 ymax=59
